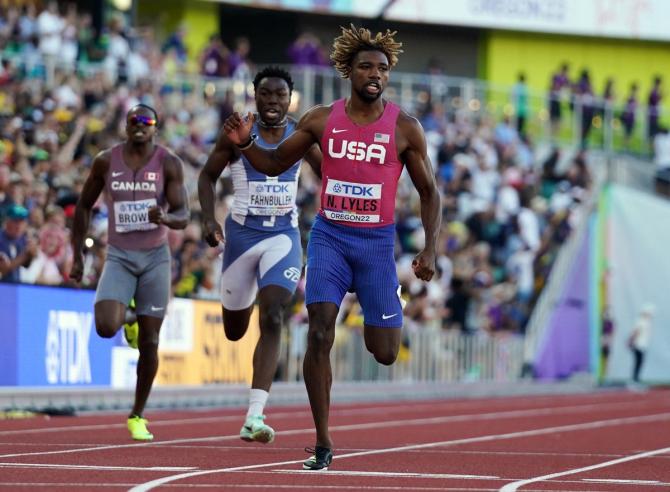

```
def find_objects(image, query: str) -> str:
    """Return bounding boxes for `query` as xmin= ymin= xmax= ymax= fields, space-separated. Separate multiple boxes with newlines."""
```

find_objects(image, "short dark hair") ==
xmin=128 ymin=104 xmax=158 ymax=122
xmin=253 ymin=66 xmax=294 ymax=94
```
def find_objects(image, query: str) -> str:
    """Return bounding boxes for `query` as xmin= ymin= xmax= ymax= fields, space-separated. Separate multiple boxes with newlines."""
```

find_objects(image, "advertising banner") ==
xmin=217 ymin=0 xmax=670 ymax=42
xmin=534 ymin=228 xmax=591 ymax=379
xmin=14 ymin=285 xmax=112 ymax=386
xmin=0 ymin=284 xmax=18 ymax=385
xmin=155 ymin=300 xmax=259 ymax=386
xmin=2 ymin=285 xmax=259 ymax=387
xmin=214 ymin=0 xmax=388 ymax=18
xmin=386 ymin=0 xmax=670 ymax=42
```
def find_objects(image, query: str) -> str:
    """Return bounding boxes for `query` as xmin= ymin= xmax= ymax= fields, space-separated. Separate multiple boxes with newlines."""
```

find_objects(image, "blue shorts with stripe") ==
xmin=220 ymin=217 xmax=302 ymax=310
xmin=305 ymin=214 xmax=403 ymax=328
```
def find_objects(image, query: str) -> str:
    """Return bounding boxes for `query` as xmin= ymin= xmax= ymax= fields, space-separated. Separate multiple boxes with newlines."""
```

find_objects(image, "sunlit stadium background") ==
xmin=2 ymin=0 xmax=669 ymax=412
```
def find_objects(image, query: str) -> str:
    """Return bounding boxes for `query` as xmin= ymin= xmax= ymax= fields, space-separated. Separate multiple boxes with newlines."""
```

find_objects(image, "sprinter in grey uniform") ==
xmin=70 ymin=104 xmax=189 ymax=441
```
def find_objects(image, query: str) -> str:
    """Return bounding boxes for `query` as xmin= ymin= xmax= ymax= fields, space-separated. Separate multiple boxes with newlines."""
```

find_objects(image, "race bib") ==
xmin=113 ymin=198 xmax=159 ymax=233
xmin=247 ymin=180 xmax=296 ymax=216
xmin=323 ymin=178 xmax=382 ymax=223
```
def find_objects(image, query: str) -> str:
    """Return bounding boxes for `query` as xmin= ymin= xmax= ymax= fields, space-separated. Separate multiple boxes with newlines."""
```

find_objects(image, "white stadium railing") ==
xmin=285 ymin=323 xmax=525 ymax=384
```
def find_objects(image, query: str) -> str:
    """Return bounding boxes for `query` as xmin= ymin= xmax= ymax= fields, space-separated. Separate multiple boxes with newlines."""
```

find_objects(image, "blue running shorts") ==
xmin=306 ymin=214 xmax=403 ymax=328
xmin=220 ymin=217 xmax=303 ymax=310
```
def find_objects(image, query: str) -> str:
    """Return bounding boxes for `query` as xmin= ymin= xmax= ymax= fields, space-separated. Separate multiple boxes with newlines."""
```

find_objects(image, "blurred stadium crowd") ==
xmin=0 ymin=3 xmax=593 ymax=337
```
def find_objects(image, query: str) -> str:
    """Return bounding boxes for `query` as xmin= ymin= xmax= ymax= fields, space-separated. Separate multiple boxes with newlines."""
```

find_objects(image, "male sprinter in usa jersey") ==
xmin=199 ymin=66 xmax=321 ymax=444
xmin=223 ymin=26 xmax=441 ymax=469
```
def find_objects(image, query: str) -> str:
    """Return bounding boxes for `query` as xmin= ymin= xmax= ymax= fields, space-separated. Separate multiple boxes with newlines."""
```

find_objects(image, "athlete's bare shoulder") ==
xmin=95 ymin=147 xmax=113 ymax=162
xmin=301 ymin=104 xmax=332 ymax=122
xmin=159 ymin=145 xmax=185 ymax=179
xmin=160 ymin=145 xmax=183 ymax=164
xmin=90 ymin=148 xmax=112 ymax=176
xmin=396 ymin=107 xmax=423 ymax=134
xmin=395 ymin=107 xmax=426 ymax=153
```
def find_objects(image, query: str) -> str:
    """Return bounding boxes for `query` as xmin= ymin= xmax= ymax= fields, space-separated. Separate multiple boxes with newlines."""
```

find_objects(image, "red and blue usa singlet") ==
xmin=306 ymin=99 xmax=405 ymax=328
xmin=319 ymin=98 xmax=402 ymax=227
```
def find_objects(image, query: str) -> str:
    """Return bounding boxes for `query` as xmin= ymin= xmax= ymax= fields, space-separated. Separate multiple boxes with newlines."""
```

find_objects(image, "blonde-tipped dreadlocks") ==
xmin=330 ymin=24 xmax=403 ymax=79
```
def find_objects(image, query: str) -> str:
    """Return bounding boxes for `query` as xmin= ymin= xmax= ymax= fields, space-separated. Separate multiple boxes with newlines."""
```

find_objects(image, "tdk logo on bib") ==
xmin=326 ymin=179 xmax=381 ymax=199
xmin=332 ymin=182 xmax=374 ymax=197
xmin=255 ymin=183 xmax=290 ymax=193
xmin=119 ymin=201 xmax=153 ymax=213
xmin=327 ymin=139 xmax=386 ymax=164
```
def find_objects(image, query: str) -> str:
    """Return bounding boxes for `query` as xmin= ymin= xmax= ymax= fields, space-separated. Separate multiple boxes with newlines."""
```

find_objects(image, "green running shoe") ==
xmin=123 ymin=299 xmax=138 ymax=349
xmin=239 ymin=415 xmax=275 ymax=443
xmin=127 ymin=415 xmax=153 ymax=441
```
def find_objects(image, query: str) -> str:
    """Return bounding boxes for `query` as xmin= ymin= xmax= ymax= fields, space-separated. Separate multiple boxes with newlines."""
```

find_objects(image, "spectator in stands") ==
xmin=565 ymin=150 xmax=592 ymax=190
xmin=548 ymin=63 xmax=569 ymax=137
xmin=77 ymin=12 xmax=106 ymax=63
xmin=17 ymin=4 xmax=38 ymax=45
xmin=36 ymin=1 xmax=64 ymax=64
xmin=228 ymin=36 xmax=253 ymax=79
xmin=517 ymin=188 xmax=540 ymax=253
xmin=20 ymin=220 xmax=71 ymax=284
xmin=172 ymin=236 xmax=212 ymax=297
xmin=444 ymin=277 xmax=471 ymax=332
xmin=60 ymin=3 xmax=79 ymax=69
xmin=575 ymin=69 xmax=595 ymax=148
xmin=161 ymin=23 xmax=188 ymax=66
xmin=104 ymin=15 xmax=131 ymax=84
xmin=0 ymin=204 xmax=37 ymax=283
xmin=620 ymin=82 xmax=638 ymax=149
xmin=200 ymin=34 xmax=230 ymax=78
xmin=540 ymin=148 xmax=562 ymax=199
xmin=287 ymin=32 xmax=328 ymax=67
xmin=647 ymin=76 xmax=663 ymax=142
xmin=512 ymin=72 xmax=529 ymax=136
xmin=601 ymin=77 xmax=615 ymax=113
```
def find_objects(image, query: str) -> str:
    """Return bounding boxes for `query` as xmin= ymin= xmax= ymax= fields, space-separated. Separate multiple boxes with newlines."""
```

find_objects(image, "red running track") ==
xmin=0 ymin=389 xmax=669 ymax=491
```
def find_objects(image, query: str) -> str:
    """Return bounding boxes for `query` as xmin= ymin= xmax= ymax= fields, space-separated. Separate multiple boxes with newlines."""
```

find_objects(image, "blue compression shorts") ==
xmin=305 ymin=214 xmax=403 ymax=328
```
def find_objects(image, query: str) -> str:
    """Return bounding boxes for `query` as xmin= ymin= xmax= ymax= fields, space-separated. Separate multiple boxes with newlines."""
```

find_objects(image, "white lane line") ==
xmin=271 ymin=469 xmax=499 ymax=479
xmin=0 ymin=394 xmax=660 ymax=437
xmin=0 ymin=399 xmax=654 ymax=459
xmin=0 ymin=462 xmax=196 ymax=471
xmin=583 ymin=478 xmax=662 ymax=484
xmin=0 ymin=401 xmax=503 ymax=437
xmin=0 ymin=415 xmax=241 ymax=436
xmin=0 ymin=484 xmax=486 ymax=490
xmin=499 ymin=445 xmax=670 ymax=492
xmin=129 ymin=412 xmax=670 ymax=492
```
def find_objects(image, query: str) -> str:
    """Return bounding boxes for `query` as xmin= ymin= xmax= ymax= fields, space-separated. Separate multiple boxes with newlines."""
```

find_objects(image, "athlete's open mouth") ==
xmin=365 ymin=82 xmax=380 ymax=95
xmin=263 ymin=108 xmax=281 ymax=119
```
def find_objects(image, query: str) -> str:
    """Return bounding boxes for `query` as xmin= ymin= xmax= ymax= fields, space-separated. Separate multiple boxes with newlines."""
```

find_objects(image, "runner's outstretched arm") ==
xmin=223 ymin=107 xmax=324 ymax=176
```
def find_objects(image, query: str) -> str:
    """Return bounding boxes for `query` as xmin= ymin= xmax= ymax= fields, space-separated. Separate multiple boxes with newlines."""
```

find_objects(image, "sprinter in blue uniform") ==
xmin=198 ymin=66 xmax=321 ymax=443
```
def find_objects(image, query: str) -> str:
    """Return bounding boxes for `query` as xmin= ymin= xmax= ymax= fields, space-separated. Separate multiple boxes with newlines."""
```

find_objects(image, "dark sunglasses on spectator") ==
xmin=129 ymin=115 xmax=157 ymax=126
